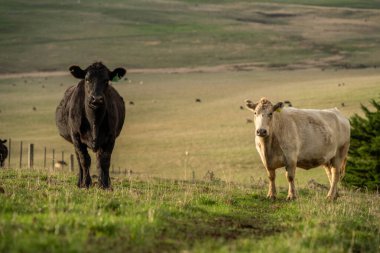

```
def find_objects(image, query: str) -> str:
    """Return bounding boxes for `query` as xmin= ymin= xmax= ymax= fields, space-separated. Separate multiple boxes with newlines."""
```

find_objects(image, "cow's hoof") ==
xmin=98 ymin=182 xmax=112 ymax=190
xmin=286 ymin=195 xmax=297 ymax=201
xmin=266 ymin=195 xmax=276 ymax=200
xmin=99 ymin=185 xmax=113 ymax=191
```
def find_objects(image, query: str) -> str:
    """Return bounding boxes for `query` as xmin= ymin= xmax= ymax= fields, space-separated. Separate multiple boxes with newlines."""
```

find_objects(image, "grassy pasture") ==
xmin=1 ymin=0 xmax=380 ymax=252
xmin=0 ymin=169 xmax=379 ymax=253
xmin=1 ymin=0 xmax=380 ymax=72
xmin=1 ymin=68 xmax=380 ymax=187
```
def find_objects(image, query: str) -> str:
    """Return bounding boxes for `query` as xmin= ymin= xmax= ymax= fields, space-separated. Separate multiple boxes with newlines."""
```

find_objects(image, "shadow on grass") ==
xmin=155 ymin=195 xmax=286 ymax=251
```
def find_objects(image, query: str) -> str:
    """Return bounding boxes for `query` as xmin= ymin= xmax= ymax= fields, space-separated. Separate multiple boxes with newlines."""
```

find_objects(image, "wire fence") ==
xmin=3 ymin=138 xmax=134 ymax=176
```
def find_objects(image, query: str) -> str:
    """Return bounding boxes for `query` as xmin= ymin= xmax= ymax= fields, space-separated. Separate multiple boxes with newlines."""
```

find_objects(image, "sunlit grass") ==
xmin=0 ymin=169 xmax=378 ymax=252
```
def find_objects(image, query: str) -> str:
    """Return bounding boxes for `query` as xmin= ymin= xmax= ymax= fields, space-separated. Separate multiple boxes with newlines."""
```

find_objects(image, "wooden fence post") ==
xmin=19 ymin=141 xmax=23 ymax=168
xmin=7 ymin=138 xmax=11 ymax=168
xmin=28 ymin=143 xmax=34 ymax=169
xmin=61 ymin=151 xmax=64 ymax=169
xmin=43 ymin=147 xmax=46 ymax=169
xmin=52 ymin=149 xmax=55 ymax=169
xmin=70 ymin=154 xmax=74 ymax=172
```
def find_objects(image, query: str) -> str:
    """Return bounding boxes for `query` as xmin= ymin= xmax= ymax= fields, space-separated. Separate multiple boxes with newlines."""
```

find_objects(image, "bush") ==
xmin=343 ymin=99 xmax=380 ymax=191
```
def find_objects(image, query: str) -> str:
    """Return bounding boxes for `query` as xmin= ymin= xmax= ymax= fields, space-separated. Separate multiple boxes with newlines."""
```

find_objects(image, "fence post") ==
xmin=28 ymin=143 xmax=34 ymax=169
xmin=61 ymin=151 xmax=64 ymax=170
xmin=70 ymin=154 xmax=74 ymax=172
xmin=19 ymin=141 xmax=23 ymax=168
xmin=7 ymin=138 xmax=11 ymax=168
xmin=43 ymin=147 xmax=46 ymax=169
xmin=52 ymin=149 xmax=55 ymax=169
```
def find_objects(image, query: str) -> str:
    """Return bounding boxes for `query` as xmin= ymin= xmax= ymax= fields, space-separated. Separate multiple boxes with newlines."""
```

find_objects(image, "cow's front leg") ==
xmin=266 ymin=169 xmax=277 ymax=199
xmin=97 ymin=140 xmax=115 ymax=189
xmin=285 ymin=164 xmax=297 ymax=200
xmin=74 ymin=142 xmax=92 ymax=188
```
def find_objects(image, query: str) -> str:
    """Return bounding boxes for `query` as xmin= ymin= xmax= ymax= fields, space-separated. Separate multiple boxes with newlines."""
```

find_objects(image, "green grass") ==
xmin=0 ymin=169 xmax=379 ymax=253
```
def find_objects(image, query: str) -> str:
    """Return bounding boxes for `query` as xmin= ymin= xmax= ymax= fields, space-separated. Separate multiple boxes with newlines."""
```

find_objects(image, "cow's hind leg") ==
xmin=324 ymin=165 xmax=332 ymax=187
xmin=97 ymin=140 xmax=115 ymax=189
xmin=326 ymin=143 xmax=349 ymax=200
xmin=74 ymin=142 xmax=92 ymax=188
xmin=326 ymin=157 xmax=344 ymax=200
xmin=324 ymin=164 xmax=339 ymax=197
xmin=266 ymin=169 xmax=277 ymax=200
xmin=326 ymin=162 xmax=340 ymax=200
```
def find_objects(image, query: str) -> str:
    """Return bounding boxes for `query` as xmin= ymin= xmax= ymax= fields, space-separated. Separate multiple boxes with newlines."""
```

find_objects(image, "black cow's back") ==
xmin=56 ymin=85 xmax=77 ymax=143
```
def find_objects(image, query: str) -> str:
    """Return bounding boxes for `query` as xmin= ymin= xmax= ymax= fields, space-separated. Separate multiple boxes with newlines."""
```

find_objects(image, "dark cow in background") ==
xmin=56 ymin=62 xmax=126 ymax=189
xmin=0 ymin=139 xmax=8 ymax=168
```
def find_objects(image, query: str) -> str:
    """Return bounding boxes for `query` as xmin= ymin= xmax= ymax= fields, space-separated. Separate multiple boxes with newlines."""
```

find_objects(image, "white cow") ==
xmin=245 ymin=97 xmax=350 ymax=200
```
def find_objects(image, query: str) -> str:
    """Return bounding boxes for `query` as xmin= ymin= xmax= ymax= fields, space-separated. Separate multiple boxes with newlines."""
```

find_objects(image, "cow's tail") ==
xmin=340 ymin=157 xmax=347 ymax=180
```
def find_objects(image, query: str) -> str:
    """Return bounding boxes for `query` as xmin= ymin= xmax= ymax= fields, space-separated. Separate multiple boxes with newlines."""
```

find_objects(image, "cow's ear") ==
xmin=245 ymin=99 xmax=258 ymax=111
xmin=69 ymin=66 xmax=86 ymax=79
xmin=110 ymin=68 xmax=126 ymax=82
xmin=273 ymin=102 xmax=284 ymax=112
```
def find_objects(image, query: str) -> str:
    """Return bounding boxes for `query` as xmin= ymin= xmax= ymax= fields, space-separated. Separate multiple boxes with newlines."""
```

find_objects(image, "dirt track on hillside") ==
xmin=0 ymin=55 xmax=351 ymax=80
xmin=0 ymin=63 xmax=268 ymax=80
xmin=0 ymin=62 xmax=322 ymax=79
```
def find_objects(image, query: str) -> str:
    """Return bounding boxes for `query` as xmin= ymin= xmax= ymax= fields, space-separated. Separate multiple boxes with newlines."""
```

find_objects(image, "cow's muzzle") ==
xmin=256 ymin=128 xmax=268 ymax=137
xmin=88 ymin=95 xmax=104 ymax=109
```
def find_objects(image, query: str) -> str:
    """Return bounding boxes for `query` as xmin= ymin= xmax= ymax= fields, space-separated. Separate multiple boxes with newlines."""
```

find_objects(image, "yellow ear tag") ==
xmin=276 ymin=108 xmax=282 ymax=113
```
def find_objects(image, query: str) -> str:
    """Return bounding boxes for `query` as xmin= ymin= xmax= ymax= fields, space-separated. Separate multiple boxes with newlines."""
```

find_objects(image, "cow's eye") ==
xmin=254 ymin=112 xmax=257 ymax=115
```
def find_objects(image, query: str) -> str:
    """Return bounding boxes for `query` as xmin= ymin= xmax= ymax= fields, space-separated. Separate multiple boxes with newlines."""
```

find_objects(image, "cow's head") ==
xmin=69 ymin=62 xmax=126 ymax=110
xmin=245 ymin=97 xmax=283 ymax=138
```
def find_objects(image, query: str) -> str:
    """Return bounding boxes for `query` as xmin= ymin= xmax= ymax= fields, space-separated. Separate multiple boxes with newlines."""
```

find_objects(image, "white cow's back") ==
xmin=272 ymin=107 xmax=350 ymax=169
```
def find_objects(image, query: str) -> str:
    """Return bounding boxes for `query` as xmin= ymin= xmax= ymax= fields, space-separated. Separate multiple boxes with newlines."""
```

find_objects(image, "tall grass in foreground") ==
xmin=0 ymin=168 xmax=379 ymax=253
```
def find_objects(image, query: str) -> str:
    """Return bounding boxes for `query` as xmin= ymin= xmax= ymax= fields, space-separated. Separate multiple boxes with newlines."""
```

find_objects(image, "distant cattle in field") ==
xmin=54 ymin=160 xmax=67 ymax=169
xmin=0 ymin=139 xmax=8 ymax=168
xmin=246 ymin=118 xmax=253 ymax=124
xmin=129 ymin=101 xmax=135 ymax=105
xmin=56 ymin=62 xmax=126 ymax=189
xmin=240 ymin=106 xmax=244 ymax=110
xmin=341 ymin=102 xmax=345 ymax=107
xmin=245 ymin=97 xmax=350 ymax=200
xmin=195 ymin=98 xmax=202 ymax=103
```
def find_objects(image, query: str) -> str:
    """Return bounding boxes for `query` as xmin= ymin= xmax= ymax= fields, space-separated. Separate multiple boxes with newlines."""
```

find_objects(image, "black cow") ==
xmin=0 ymin=139 xmax=8 ymax=168
xmin=56 ymin=62 xmax=126 ymax=188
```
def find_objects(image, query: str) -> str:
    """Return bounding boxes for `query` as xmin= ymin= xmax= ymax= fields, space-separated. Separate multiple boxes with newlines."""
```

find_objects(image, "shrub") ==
xmin=343 ymin=99 xmax=380 ymax=191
